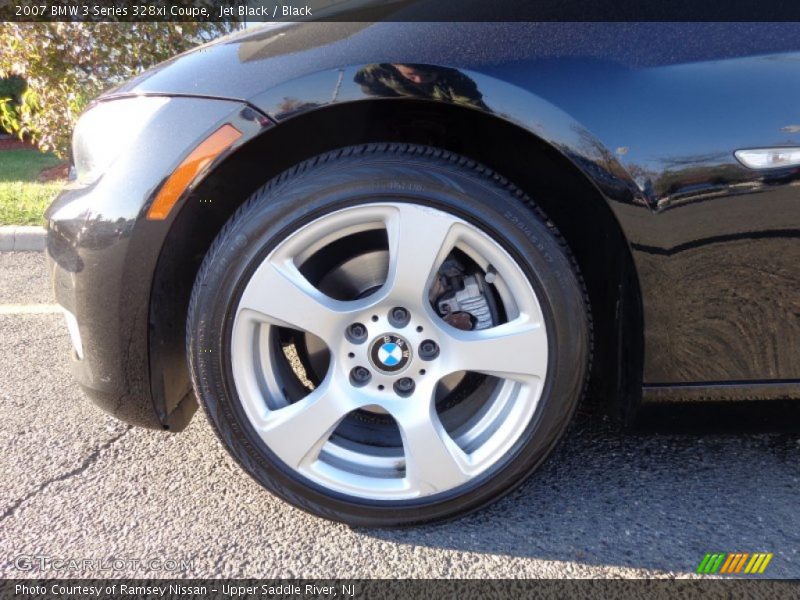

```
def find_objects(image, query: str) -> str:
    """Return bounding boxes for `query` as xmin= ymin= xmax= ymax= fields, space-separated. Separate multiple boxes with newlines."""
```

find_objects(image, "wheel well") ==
xmin=150 ymin=99 xmax=643 ymax=430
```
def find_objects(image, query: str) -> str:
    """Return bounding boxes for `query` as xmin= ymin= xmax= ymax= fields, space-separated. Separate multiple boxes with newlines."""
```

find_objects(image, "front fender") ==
xmin=47 ymin=96 xmax=267 ymax=430
xmin=248 ymin=63 xmax=645 ymax=210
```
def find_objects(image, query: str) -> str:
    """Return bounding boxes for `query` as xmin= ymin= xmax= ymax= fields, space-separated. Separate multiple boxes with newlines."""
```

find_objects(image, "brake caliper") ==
xmin=433 ymin=259 xmax=497 ymax=331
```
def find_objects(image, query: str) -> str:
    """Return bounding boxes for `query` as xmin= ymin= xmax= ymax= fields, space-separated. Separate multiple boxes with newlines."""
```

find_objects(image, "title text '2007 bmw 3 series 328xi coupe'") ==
xmin=46 ymin=22 xmax=800 ymax=526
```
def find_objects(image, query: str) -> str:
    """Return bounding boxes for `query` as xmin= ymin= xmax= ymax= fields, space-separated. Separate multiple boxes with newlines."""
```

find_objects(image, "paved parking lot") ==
xmin=1 ymin=251 xmax=799 ymax=579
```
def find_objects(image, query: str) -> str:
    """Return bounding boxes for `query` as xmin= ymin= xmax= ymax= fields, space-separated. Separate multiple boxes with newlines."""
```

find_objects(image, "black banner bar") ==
xmin=4 ymin=0 xmax=800 ymax=23
xmin=1 ymin=579 xmax=799 ymax=600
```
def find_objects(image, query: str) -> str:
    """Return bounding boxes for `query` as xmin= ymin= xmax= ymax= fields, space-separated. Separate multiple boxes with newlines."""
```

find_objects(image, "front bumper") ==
xmin=46 ymin=95 xmax=259 ymax=429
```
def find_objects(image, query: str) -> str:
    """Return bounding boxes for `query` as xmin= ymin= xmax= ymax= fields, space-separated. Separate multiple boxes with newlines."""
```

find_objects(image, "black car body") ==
xmin=45 ymin=22 xmax=800 ymax=522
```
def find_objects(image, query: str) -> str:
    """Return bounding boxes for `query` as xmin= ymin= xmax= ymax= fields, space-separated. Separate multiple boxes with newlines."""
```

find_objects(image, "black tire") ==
xmin=187 ymin=143 xmax=591 ymax=526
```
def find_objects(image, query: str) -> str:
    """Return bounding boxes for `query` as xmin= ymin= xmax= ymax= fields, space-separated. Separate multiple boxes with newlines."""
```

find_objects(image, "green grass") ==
xmin=0 ymin=181 xmax=64 ymax=225
xmin=0 ymin=148 xmax=65 ymax=225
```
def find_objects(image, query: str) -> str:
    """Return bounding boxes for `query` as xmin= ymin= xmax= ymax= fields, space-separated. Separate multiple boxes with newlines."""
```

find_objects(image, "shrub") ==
xmin=0 ymin=75 xmax=25 ymax=135
xmin=0 ymin=74 xmax=25 ymax=102
xmin=0 ymin=23 xmax=235 ymax=157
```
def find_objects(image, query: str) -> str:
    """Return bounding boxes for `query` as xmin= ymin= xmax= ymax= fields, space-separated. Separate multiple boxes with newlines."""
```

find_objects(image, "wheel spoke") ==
xmin=446 ymin=317 xmax=547 ymax=382
xmin=238 ymin=258 xmax=346 ymax=344
xmin=394 ymin=402 xmax=471 ymax=494
xmin=384 ymin=203 xmax=457 ymax=306
xmin=257 ymin=378 xmax=353 ymax=470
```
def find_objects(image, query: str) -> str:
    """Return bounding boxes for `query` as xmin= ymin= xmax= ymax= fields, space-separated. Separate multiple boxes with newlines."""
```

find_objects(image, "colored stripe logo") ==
xmin=696 ymin=552 xmax=773 ymax=574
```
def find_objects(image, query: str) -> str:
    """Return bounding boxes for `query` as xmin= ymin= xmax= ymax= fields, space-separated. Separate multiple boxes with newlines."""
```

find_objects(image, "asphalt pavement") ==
xmin=1 ymin=251 xmax=799 ymax=579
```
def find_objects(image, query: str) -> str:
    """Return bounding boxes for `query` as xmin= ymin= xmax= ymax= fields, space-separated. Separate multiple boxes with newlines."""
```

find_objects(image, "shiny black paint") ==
xmin=48 ymin=22 xmax=800 ymax=429
xmin=47 ymin=99 xmax=268 ymax=429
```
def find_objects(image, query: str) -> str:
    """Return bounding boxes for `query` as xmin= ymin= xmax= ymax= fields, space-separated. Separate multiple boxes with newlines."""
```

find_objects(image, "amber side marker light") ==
xmin=147 ymin=123 xmax=242 ymax=220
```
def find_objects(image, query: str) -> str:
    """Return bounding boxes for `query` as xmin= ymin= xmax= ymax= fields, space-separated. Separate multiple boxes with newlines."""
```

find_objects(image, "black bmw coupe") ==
xmin=46 ymin=22 xmax=800 ymax=525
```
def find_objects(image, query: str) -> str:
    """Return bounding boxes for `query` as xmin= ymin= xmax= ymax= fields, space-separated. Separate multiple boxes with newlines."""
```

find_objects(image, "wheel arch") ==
xmin=150 ymin=98 xmax=644 ymax=431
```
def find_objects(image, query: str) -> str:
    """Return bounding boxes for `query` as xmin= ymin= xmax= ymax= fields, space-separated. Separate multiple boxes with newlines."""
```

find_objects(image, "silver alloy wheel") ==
xmin=230 ymin=202 xmax=548 ymax=500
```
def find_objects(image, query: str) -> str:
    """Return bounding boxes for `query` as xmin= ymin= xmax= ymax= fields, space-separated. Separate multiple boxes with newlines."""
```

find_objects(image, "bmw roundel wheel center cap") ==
xmin=369 ymin=334 xmax=412 ymax=374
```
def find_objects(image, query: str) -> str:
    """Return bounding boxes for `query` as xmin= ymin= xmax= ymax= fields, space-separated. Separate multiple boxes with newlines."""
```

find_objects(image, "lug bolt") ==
xmin=388 ymin=306 xmax=410 ymax=328
xmin=350 ymin=366 xmax=371 ymax=387
xmin=346 ymin=322 xmax=368 ymax=344
xmin=418 ymin=339 xmax=440 ymax=360
xmin=394 ymin=377 xmax=415 ymax=397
